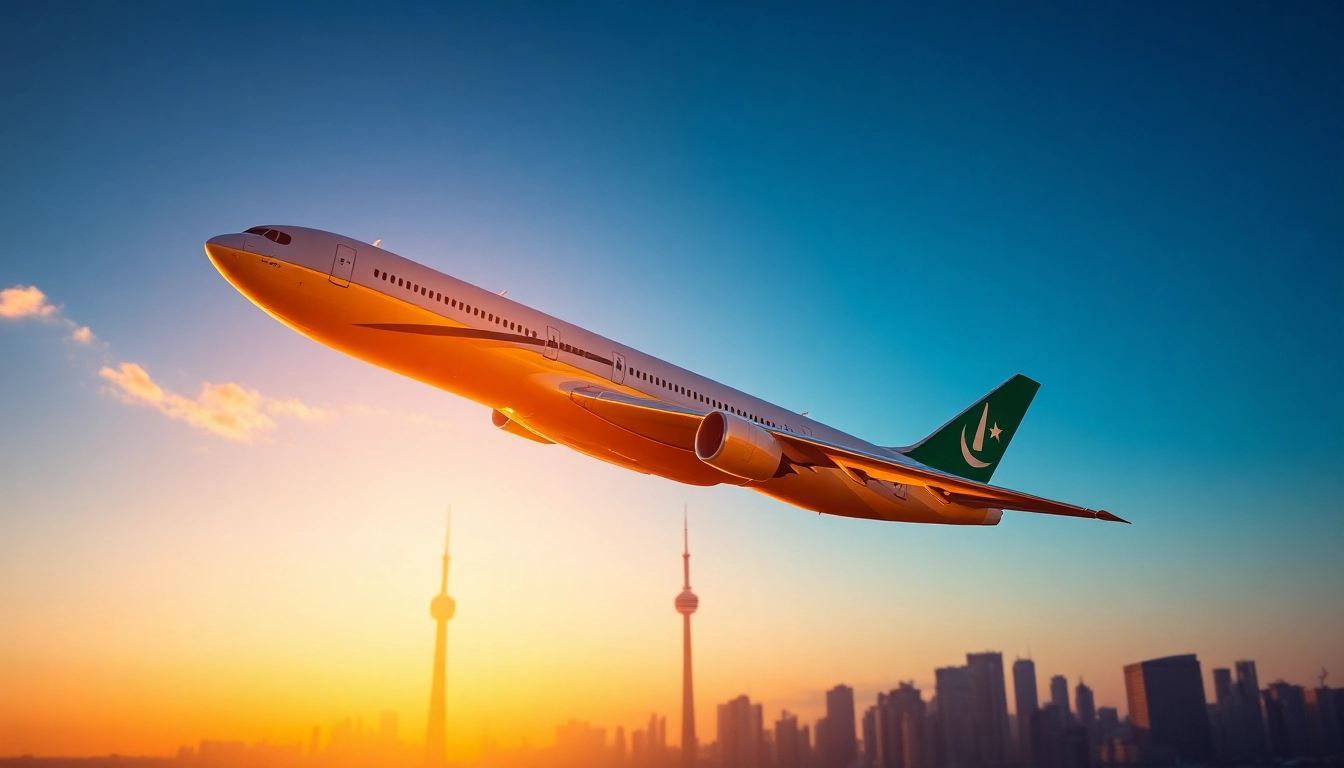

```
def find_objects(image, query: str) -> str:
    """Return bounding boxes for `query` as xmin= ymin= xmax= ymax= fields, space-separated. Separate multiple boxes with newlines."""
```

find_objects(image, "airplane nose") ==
xmin=204 ymin=233 xmax=246 ymax=265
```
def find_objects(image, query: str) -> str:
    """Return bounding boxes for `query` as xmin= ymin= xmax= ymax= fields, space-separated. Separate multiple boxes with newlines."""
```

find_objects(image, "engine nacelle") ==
xmin=694 ymin=410 xmax=784 ymax=482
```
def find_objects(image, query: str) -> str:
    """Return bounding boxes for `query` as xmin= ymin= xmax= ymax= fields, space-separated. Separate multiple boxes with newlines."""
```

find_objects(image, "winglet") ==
xmin=1095 ymin=510 xmax=1130 ymax=524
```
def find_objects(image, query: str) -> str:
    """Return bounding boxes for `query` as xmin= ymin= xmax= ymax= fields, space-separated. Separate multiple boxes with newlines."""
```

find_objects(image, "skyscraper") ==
xmin=966 ymin=652 xmax=1011 ymax=767
xmin=718 ymin=695 xmax=763 ymax=768
xmin=1074 ymin=680 xmax=1095 ymax=741
xmin=675 ymin=511 xmax=700 ymax=767
xmin=1123 ymin=654 xmax=1211 ymax=764
xmin=823 ymin=685 xmax=857 ymax=768
xmin=776 ymin=711 xmax=803 ymax=768
xmin=1235 ymin=660 xmax=1269 ymax=760
xmin=426 ymin=510 xmax=455 ymax=767
xmin=874 ymin=683 xmax=926 ymax=768
xmin=1012 ymin=659 xmax=1039 ymax=765
xmin=1049 ymin=676 xmax=1070 ymax=719
xmin=936 ymin=666 xmax=975 ymax=768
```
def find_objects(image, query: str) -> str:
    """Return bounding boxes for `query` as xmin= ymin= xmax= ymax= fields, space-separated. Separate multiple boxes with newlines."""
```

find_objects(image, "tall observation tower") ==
xmin=674 ymin=509 xmax=700 ymax=768
xmin=426 ymin=509 xmax=455 ymax=767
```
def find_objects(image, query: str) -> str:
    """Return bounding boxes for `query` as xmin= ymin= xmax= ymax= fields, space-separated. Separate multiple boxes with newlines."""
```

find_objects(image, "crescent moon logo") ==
xmin=959 ymin=403 xmax=994 ymax=469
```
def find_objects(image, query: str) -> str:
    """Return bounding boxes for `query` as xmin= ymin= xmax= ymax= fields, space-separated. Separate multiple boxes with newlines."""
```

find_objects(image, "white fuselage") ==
xmin=205 ymin=225 xmax=996 ymax=525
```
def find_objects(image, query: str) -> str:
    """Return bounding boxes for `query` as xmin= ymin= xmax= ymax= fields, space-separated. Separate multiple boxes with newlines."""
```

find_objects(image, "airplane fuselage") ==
xmin=205 ymin=226 xmax=1004 ymax=525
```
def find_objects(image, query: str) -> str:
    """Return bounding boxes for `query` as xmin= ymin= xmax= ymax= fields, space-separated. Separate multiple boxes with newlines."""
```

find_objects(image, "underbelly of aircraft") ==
xmin=212 ymin=249 xmax=1000 ymax=525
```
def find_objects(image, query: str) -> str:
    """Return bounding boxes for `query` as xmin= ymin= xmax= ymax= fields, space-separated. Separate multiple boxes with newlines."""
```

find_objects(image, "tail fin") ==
xmin=897 ymin=374 xmax=1040 ymax=483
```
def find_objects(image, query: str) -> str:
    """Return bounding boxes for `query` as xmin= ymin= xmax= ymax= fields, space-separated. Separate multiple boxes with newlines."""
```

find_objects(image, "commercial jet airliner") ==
xmin=205 ymin=226 xmax=1126 ymax=526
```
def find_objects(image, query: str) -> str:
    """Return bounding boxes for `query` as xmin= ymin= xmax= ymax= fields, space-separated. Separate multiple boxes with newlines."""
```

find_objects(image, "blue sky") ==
xmin=1 ymin=2 xmax=1341 ymax=755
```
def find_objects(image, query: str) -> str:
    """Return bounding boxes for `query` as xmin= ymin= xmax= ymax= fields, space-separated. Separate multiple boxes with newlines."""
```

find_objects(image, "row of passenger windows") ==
xmin=373 ymin=268 xmax=539 ymax=339
xmin=244 ymin=226 xmax=292 ymax=245
xmin=626 ymin=366 xmax=782 ymax=430
xmin=371 ymin=267 xmax=786 ymax=431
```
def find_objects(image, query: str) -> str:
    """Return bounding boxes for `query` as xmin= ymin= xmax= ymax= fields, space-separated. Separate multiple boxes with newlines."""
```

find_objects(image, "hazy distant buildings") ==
xmin=1306 ymin=686 xmax=1344 ymax=757
xmin=1074 ymin=681 xmax=1095 ymax=739
xmin=776 ymin=711 xmax=804 ymax=768
xmin=1049 ymin=676 xmax=1070 ymax=720
xmin=1012 ymin=659 xmax=1038 ymax=766
xmin=821 ymin=685 xmax=856 ymax=768
xmin=935 ymin=666 xmax=975 ymax=768
xmin=870 ymin=683 xmax=926 ymax=768
xmin=966 ymin=653 xmax=1010 ymax=767
xmin=1123 ymin=654 xmax=1211 ymax=764
xmin=718 ymin=695 xmax=763 ymax=768
xmin=1235 ymin=659 xmax=1269 ymax=761
xmin=1264 ymin=682 xmax=1310 ymax=760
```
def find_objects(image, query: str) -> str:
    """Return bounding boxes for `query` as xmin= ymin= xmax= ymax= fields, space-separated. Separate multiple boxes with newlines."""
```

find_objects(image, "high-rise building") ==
xmin=1123 ymin=654 xmax=1211 ymax=764
xmin=1264 ymin=682 xmax=1310 ymax=760
xmin=1305 ymin=686 xmax=1344 ymax=757
xmin=1235 ymin=660 xmax=1269 ymax=760
xmin=966 ymin=653 xmax=1010 ymax=767
xmin=777 ymin=711 xmax=803 ymax=768
xmin=873 ymin=683 xmax=926 ymax=768
xmin=675 ymin=511 xmax=701 ymax=767
xmin=718 ymin=695 xmax=763 ymax=768
xmin=426 ymin=510 xmax=455 ymax=767
xmin=823 ymin=685 xmax=857 ymax=768
xmin=1049 ymin=676 xmax=1070 ymax=720
xmin=936 ymin=666 xmax=975 ymax=768
xmin=1074 ymin=681 xmax=1095 ymax=737
xmin=1012 ymin=659 xmax=1039 ymax=765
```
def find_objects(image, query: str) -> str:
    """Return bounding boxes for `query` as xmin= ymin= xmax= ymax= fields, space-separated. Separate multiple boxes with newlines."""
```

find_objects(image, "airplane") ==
xmin=205 ymin=225 xmax=1126 ymax=527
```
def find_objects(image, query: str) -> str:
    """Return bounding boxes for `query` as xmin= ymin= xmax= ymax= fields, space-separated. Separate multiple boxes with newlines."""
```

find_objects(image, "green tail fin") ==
xmin=898 ymin=374 xmax=1041 ymax=483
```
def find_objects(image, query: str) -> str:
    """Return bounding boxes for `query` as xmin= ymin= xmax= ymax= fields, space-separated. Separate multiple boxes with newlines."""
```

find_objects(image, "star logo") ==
xmin=990 ymin=423 xmax=1002 ymax=441
xmin=959 ymin=403 xmax=996 ymax=469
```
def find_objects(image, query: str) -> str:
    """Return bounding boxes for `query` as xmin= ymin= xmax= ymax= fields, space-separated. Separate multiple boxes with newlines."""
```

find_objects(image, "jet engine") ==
xmin=694 ymin=410 xmax=783 ymax=482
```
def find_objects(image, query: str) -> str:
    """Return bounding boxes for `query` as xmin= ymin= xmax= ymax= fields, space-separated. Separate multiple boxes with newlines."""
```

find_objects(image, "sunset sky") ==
xmin=2 ymin=2 xmax=1342 ymax=760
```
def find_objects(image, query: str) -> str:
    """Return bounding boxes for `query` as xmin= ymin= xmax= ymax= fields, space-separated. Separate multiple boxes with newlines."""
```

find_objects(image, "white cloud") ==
xmin=0 ymin=285 xmax=59 ymax=319
xmin=99 ymin=362 xmax=331 ymax=443
xmin=71 ymin=326 xmax=95 ymax=344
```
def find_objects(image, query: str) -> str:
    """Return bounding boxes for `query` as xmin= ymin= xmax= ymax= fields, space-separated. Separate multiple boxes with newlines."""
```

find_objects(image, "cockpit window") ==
xmin=244 ymin=226 xmax=291 ymax=245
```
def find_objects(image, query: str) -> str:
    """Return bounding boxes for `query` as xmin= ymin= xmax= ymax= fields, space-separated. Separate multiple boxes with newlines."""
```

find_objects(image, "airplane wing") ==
xmin=566 ymin=383 xmax=1127 ymax=524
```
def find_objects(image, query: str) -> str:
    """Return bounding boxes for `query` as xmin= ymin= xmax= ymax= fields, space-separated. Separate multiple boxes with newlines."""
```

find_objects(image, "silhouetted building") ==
xmin=1074 ymin=681 xmax=1095 ymax=744
xmin=966 ymin=653 xmax=1010 ymax=768
xmin=872 ymin=683 xmax=926 ymax=768
xmin=1305 ymin=687 xmax=1344 ymax=757
xmin=1029 ymin=704 xmax=1087 ymax=768
xmin=822 ymin=685 xmax=857 ymax=768
xmin=1264 ymin=682 xmax=1310 ymax=760
xmin=556 ymin=720 xmax=608 ymax=767
xmin=1049 ymin=676 xmax=1070 ymax=721
xmin=936 ymin=666 xmax=975 ymax=768
xmin=1235 ymin=660 xmax=1269 ymax=761
xmin=1123 ymin=654 xmax=1211 ymax=764
xmin=719 ymin=695 xmax=763 ymax=768
xmin=676 ymin=514 xmax=701 ymax=768
xmin=1012 ymin=659 xmax=1039 ymax=766
xmin=1211 ymin=668 xmax=1243 ymax=763
xmin=777 ymin=712 xmax=804 ymax=768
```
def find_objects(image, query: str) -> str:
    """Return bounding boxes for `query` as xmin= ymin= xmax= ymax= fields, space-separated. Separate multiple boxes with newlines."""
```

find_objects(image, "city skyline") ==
xmin=2 ymin=1 xmax=1341 ymax=760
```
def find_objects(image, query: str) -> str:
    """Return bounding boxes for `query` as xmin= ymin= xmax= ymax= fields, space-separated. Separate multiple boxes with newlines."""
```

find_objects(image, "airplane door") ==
xmin=544 ymin=326 xmax=560 ymax=361
xmin=329 ymin=245 xmax=357 ymax=287
xmin=611 ymin=352 xmax=626 ymax=384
